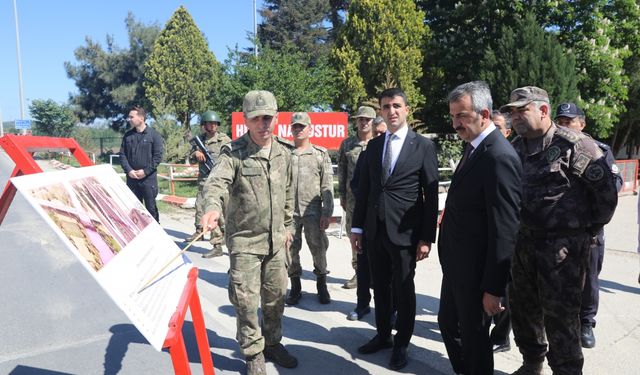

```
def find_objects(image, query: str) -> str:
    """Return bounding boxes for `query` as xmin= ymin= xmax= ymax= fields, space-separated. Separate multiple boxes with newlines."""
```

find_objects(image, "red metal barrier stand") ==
xmin=0 ymin=134 xmax=93 ymax=225
xmin=163 ymin=267 xmax=215 ymax=375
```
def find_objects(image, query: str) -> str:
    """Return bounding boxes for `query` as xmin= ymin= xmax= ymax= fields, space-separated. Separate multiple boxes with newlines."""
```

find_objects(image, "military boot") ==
xmin=317 ymin=275 xmax=331 ymax=304
xmin=202 ymin=244 xmax=224 ymax=258
xmin=184 ymin=227 xmax=203 ymax=242
xmin=246 ymin=352 xmax=266 ymax=375
xmin=511 ymin=361 xmax=543 ymax=375
xmin=342 ymin=273 xmax=357 ymax=289
xmin=286 ymin=277 xmax=302 ymax=305
xmin=264 ymin=343 xmax=298 ymax=368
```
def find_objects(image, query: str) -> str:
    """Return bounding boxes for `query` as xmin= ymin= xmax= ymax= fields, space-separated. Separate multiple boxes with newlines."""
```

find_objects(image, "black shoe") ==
xmin=389 ymin=346 xmax=408 ymax=370
xmin=493 ymin=342 xmax=511 ymax=353
xmin=358 ymin=335 xmax=393 ymax=354
xmin=263 ymin=343 xmax=298 ymax=368
xmin=581 ymin=325 xmax=596 ymax=348
xmin=347 ymin=306 xmax=371 ymax=321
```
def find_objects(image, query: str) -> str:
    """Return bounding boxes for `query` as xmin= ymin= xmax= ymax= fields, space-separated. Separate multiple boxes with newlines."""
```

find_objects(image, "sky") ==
xmin=0 ymin=0 xmax=265 ymax=122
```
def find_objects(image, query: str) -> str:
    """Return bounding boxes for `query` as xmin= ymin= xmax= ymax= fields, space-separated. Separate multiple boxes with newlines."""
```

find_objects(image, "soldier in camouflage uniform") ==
xmin=337 ymin=105 xmax=375 ymax=289
xmin=500 ymin=87 xmax=618 ymax=375
xmin=285 ymin=112 xmax=334 ymax=305
xmin=554 ymin=102 xmax=623 ymax=349
xmin=185 ymin=110 xmax=231 ymax=258
xmin=201 ymin=90 xmax=297 ymax=374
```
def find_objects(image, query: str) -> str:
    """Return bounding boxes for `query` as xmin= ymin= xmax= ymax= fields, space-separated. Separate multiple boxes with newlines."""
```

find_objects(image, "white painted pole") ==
xmin=12 ymin=0 xmax=26 ymax=135
xmin=253 ymin=0 xmax=258 ymax=57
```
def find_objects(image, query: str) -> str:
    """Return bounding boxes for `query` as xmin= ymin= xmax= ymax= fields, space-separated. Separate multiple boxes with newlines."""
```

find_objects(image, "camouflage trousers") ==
xmin=510 ymin=231 xmax=591 ymax=375
xmin=288 ymin=215 xmax=329 ymax=278
xmin=344 ymin=199 xmax=357 ymax=270
xmin=228 ymin=248 xmax=287 ymax=358
xmin=195 ymin=179 xmax=224 ymax=245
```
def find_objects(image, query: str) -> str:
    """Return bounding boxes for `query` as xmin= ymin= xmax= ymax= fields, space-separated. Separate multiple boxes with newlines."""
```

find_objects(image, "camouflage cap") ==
xmin=351 ymin=106 xmax=376 ymax=119
xmin=499 ymin=86 xmax=550 ymax=112
xmin=243 ymin=90 xmax=277 ymax=119
xmin=555 ymin=102 xmax=584 ymax=119
xmin=290 ymin=112 xmax=311 ymax=126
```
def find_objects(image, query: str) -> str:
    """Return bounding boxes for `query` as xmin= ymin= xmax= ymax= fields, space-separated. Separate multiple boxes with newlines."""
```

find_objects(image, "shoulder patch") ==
xmin=546 ymin=146 xmax=561 ymax=163
xmin=585 ymin=164 xmax=605 ymax=182
xmin=555 ymin=126 xmax=583 ymax=144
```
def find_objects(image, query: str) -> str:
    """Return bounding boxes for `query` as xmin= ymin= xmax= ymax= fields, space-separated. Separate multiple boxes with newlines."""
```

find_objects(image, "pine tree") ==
xmin=143 ymin=6 xmax=221 ymax=141
xmin=331 ymin=0 xmax=428 ymax=113
xmin=479 ymin=13 xmax=579 ymax=111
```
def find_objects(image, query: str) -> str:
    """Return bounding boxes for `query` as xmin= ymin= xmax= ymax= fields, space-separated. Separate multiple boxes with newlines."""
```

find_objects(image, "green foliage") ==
xmin=331 ymin=0 xmax=428 ymax=112
xmin=435 ymin=137 xmax=463 ymax=179
xmin=259 ymin=0 xmax=331 ymax=62
xmin=152 ymin=102 xmax=191 ymax=164
xmin=144 ymin=6 xmax=222 ymax=140
xmin=65 ymin=13 xmax=160 ymax=131
xmin=544 ymin=1 xmax=631 ymax=138
xmin=211 ymin=43 xmax=338 ymax=124
xmin=479 ymin=13 xmax=579 ymax=109
xmin=29 ymin=99 xmax=77 ymax=137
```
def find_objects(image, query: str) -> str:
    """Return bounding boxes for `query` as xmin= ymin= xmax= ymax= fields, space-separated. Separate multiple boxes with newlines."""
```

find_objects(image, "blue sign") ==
xmin=15 ymin=119 xmax=31 ymax=130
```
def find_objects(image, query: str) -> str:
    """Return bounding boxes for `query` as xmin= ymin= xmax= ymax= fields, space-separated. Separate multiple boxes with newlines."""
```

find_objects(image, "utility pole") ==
xmin=12 ymin=0 xmax=26 ymax=135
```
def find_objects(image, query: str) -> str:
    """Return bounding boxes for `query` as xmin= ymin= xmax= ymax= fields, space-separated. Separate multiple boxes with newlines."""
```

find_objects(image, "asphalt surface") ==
xmin=1 ymin=152 xmax=639 ymax=374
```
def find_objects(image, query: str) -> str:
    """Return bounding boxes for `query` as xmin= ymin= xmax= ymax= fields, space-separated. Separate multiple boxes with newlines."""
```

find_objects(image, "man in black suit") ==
xmin=437 ymin=81 xmax=522 ymax=375
xmin=350 ymin=87 xmax=439 ymax=371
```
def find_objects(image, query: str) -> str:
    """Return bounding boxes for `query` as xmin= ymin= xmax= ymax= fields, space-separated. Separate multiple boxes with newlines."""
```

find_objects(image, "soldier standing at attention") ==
xmin=337 ymin=105 xmax=375 ymax=289
xmin=201 ymin=90 xmax=297 ymax=375
xmin=285 ymin=112 xmax=334 ymax=305
xmin=185 ymin=110 xmax=231 ymax=258
xmin=554 ymin=102 xmax=623 ymax=349
xmin=500 ymin=87 xmax=618 ymax=375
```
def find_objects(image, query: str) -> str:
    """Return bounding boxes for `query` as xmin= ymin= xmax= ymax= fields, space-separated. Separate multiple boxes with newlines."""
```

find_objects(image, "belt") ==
xmin=519 ymin=227 xmax=589 ymax=239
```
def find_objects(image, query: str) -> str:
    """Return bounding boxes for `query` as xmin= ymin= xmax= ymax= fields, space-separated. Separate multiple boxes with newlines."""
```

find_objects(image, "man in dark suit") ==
xmin=437 ymin=81 xmax=522 ymax=375
xmin=350 ymin=87 xmax=439 ymax=371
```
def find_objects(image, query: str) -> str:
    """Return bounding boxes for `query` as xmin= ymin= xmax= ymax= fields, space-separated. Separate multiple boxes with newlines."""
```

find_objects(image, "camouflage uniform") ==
xmin=189 ymin=132 xmax=231 ymax=246
xmin=289 ymin=144 xmax=334 ymax=278
xmin=337 ymin=135 xmax=369 ymax=269
xmin=510 ymin=124 xmax=618 ymax=374
xmin=203 ymin=132 xmax=294 ymax=358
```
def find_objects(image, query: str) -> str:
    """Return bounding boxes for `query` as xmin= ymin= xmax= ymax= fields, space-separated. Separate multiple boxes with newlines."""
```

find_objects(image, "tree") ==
xmin=211 ymin=43 xmax=338 ymax=125
xmin=143 ymin=6 xmax=221 ymax=141
xmin=259 ymin=0 xmax=331 ymax=61
xmin=331 ymin=0 xmax=428 ymax=113
xmin=65 ymin=13 xmax=160 ymax=131
xmin=29 ymin=99 xmax=77 ymax=137
xmin=547 ymin=1 xmax=630 ymax=138
xmin=479 ymin=13 xmax=579 ymax=110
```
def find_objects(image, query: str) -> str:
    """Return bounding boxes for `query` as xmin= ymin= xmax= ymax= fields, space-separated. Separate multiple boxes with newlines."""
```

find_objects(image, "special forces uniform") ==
xmin=509 ymin=124 xmax=618 ymax=374
xmin=287 ymin=128 xmax=334 ymax=305
xmin=202 ymin=90 xmax=296 ymax=372
xmin=187 ymin=111 xmax=231 ymax=258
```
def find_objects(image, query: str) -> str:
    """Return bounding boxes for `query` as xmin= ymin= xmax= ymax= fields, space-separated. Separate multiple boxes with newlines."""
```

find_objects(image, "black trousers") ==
xmin=490 ymin=285 xmax=512 ymax=345
xmin=356 ymin=249 xmax=372 ymax=309
xmin=580 ymin=232 xmax=604 ymax=327
xmin=438 ymin=275 xmax=493 ymax=375
xmin=127 ymin=176 xmax=159 ymax=222
xmin=367 ymin=220 xmax=416 ymax=348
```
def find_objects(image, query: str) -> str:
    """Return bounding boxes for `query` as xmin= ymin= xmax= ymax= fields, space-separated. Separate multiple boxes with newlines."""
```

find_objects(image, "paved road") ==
xmin=1 ymin=152 xmax=638 ymax=374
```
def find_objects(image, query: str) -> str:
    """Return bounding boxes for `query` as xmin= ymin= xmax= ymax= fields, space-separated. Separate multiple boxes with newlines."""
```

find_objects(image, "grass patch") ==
xmin=158 ymin=179 xmax=198 ymax=197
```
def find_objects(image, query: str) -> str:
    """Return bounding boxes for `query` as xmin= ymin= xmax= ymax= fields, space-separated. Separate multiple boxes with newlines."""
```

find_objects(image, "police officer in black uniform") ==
xmin=554 ymin=102 xmax=623 ymax=349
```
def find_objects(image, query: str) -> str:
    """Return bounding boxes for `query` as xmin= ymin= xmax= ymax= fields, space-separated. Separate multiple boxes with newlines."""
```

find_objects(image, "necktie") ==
xmin=458 ymin=144 xmax=474 ymax=171
xmin=382 ymin=133 xmax=394 ymax=183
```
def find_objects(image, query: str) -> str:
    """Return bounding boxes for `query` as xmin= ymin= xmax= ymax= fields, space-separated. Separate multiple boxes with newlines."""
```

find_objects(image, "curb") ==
xmin=157 ymin=194 xmax=196 ymax=209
